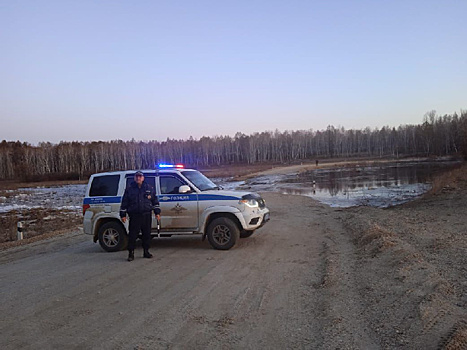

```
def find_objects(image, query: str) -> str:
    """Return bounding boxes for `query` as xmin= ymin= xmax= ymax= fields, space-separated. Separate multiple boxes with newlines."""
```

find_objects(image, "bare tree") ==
xmin=0 ymin=111 xmax=465 ymax=181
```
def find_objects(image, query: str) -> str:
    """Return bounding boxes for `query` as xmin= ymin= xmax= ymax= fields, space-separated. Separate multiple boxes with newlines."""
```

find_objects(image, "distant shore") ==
xmin=0 ymin=155 xmax=463 ymax=191
xmin=205 ymin=155 xmax=463 ymax=180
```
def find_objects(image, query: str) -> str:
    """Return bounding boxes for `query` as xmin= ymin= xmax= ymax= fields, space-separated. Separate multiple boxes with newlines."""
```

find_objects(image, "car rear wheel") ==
xmin=98 ymin=221 xmax=128 ymax=252
xmin=207 ymin=217 xmax=240 ymax=250
xmin=240 ymin=230 xmax=255 ymax=238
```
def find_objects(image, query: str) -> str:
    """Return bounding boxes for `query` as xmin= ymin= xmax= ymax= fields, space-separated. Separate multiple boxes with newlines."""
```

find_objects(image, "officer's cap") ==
xmin=135 ymin=171 xmax=144 ymax=176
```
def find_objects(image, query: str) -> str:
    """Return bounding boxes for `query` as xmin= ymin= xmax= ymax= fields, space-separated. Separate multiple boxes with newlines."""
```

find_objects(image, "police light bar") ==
xmin=158 ymin=163 xmax=184 ymax=169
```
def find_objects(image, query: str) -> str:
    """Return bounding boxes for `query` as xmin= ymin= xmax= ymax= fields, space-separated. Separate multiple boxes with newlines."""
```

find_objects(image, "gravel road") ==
xmin=1 ymin=193 xmax=373 ymax=350
xmin=1 ymin=191 xmax=465 ymax=349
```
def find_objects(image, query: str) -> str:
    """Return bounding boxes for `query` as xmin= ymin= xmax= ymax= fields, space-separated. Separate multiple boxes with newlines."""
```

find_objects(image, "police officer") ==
xmin=120 ymin=171 xmax=161 ymax=262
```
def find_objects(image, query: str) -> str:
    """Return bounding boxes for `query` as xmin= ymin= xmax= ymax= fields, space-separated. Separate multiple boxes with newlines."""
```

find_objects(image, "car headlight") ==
xmin=239 ymin=199 xmax=259 ymax=208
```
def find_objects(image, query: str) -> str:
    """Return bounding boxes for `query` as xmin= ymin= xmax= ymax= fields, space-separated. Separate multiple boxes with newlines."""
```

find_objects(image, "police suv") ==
xmin=83 ymin=164 xmax=270 ymax=251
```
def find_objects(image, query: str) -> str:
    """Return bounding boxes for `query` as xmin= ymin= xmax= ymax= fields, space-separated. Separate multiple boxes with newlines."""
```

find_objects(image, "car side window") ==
xmin=90 ymin=175 xmax=120 ymax=197
xmin=159 ymin=175 xmax=187 ymax=194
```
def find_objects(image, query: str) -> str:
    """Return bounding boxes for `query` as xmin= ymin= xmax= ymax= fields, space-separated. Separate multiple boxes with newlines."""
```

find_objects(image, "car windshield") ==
xmin=182 ymin=170 xmax=219 ymax=191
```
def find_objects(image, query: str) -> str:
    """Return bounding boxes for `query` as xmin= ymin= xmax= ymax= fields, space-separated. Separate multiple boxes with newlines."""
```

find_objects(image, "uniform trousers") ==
xmin=128 ymin=213 xmax=152 ymax=251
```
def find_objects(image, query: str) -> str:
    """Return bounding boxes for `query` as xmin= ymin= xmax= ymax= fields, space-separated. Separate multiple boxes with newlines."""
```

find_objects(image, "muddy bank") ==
xmin=0 ymin=208 xmax=82 ymax=248
xmin=341 ymin=167 xmax=467 ymax=349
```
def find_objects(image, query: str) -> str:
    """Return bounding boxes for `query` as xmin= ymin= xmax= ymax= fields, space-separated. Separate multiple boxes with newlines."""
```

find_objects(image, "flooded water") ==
xmin=222 ymin=160 xmax=462 ymax=208
xmin=0 ymin=160 xmax=461 ymax=215
xmin=0 ymin=185 xmax=85 ymax=214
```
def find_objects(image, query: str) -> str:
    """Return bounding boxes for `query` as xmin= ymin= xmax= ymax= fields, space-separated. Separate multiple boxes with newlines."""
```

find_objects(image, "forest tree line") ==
xmin=0 ymin=110 xmax=466 ymax=181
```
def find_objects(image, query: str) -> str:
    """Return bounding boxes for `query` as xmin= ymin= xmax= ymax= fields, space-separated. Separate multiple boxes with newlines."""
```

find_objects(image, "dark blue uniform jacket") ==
xmin=120 ymin=181 xmax=161 ymax=218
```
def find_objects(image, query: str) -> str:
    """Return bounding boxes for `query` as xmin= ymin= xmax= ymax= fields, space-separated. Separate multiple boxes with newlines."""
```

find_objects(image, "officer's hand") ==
xmin=156 ymin=214 xmax=161 ymax=221
xmin=121 ymin=217 xmax=127 ymax=223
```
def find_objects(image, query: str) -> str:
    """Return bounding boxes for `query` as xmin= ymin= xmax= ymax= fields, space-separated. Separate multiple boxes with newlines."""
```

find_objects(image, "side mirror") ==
xmin=179 ymin=185 xmax=191 ymax=194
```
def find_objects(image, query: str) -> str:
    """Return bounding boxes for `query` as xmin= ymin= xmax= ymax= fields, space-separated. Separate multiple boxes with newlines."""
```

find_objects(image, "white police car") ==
xmin=83 ymin=164 xmax=270 ymax=251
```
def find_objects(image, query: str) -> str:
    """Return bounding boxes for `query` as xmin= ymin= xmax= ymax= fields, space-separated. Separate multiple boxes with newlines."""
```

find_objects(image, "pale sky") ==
xmin=1 ymin=0 xmax=466 ymax=144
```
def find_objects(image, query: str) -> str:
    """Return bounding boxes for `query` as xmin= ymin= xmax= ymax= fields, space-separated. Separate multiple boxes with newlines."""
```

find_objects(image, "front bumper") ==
xmin=258 ymin=210 xmax=270 ymax=228
xmin=239 ymin=207 xmax=270 ymax=230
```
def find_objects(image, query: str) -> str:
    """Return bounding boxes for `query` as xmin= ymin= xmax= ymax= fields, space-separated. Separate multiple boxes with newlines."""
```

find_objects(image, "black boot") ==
xmin=127 ymin=250 xmax=134 ymax=262
xmin=143 ymin=249 xmax=153 ymax=259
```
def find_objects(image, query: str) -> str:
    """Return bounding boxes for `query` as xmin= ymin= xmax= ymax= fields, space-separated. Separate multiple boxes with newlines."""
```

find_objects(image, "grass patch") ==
xmin=429 ymin=163 xmax=467 ymax=194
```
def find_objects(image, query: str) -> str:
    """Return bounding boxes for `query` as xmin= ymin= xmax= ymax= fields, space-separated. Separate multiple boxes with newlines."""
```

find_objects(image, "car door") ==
xmin=158 ymin=174 xmax=199 ymax=231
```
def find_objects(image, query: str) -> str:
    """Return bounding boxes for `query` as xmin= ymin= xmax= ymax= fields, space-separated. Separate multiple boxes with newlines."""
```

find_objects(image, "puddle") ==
xmin=211 ymin=178 xmax=246 ymax=191
xmin=222 ymin=160 xmax=462 ymax=208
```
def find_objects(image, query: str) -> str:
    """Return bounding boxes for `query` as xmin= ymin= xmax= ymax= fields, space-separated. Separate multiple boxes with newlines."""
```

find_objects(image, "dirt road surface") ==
xmin=0 ymin=193 xmax=372 ymax=349
xmin=1 ymin=191 xmax=465 ymax=349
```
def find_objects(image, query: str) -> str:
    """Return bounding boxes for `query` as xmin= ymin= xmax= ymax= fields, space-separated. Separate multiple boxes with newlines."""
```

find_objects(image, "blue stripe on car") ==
xmin=199 ymin=194 xmax=239 ymax=201
xmin=158 ymin=194 xmax=240 ymax=202
xmin=83 ymin=194 xmax=239 ymax=204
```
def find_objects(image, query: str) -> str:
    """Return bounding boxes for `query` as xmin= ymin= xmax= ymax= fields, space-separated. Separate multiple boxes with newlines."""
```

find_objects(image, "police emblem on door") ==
xmin=170 ymin=203 xmax=187 ymax=214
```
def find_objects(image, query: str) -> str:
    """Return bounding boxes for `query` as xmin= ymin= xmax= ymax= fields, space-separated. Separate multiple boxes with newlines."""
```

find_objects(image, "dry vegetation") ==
xmin=0 ymin=208 xmax=82 ymax=249
xmin=343 ymin=162 xmax=467 ymax=348
xmin=429 ymin=162 xmax=467 ymax=194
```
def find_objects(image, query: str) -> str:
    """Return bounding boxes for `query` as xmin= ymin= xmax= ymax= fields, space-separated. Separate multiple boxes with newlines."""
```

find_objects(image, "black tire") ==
xmin=98 ymin=221 xmax=128 ymax=252
xmin=207 ymin=217 xmax=240 ymax=250
xmin=240 ymin=230 xmax=255 ymax=238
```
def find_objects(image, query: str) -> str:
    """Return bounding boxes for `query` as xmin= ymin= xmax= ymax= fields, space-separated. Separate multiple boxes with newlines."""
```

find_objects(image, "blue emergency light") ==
xmin=158 ymin=163 xmax=184 ymax=169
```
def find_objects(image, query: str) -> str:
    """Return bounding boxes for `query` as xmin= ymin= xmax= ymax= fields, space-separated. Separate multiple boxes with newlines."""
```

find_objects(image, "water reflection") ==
xmin=233 ymin=161 xmax=461 ymax=208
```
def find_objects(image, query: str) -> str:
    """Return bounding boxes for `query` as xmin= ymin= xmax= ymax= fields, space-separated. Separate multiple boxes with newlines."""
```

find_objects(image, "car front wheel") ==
xmin=207 ymin=217 xmax=240 ymax=250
